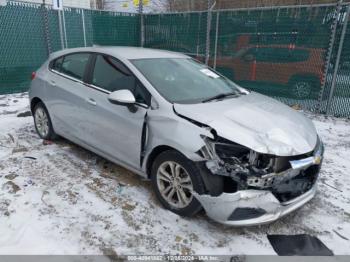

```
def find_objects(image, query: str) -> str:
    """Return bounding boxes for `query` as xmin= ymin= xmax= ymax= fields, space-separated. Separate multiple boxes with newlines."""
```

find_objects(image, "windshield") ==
xmin=131 ymin=58 xmax=244 ymax=104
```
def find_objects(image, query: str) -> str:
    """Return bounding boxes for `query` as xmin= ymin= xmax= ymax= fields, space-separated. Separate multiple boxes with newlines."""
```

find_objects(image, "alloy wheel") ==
xmin=156 ymin=161 xmax=194 ymax=209
xmin=34 ymin=107 xmax=49 ymax=138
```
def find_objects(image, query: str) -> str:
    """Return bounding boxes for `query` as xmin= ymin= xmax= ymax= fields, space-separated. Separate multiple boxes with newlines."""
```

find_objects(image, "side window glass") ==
xmin=61 ymin=53 xmax=90 ymax=80
xmin=51 ymin=57 xmax=63 ymax=71
xmin=134 ymin=81 xmax=151 ymax=105
xmin=92 ymin=55 xmax=135 ymax=92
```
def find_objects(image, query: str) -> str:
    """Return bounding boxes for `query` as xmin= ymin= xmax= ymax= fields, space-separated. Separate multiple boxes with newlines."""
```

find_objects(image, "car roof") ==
xmin=50 ymin=46 xmax=189 ymax=60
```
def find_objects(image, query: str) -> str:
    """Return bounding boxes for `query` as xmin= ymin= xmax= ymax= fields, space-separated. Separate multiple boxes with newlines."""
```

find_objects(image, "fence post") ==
xmin=213 ymin=11 xmax=220 ymax=69
xmin=317 ymin=0 xmax=343 ymax=113
xmin=62 ymin=8 xmax=68 ymax=48
xmin=41 ymin=0 xmax=52 ymax=56
xmin=58 ymin=10 xmax=65 ymax=49
xmin=82 ymin=9 xmax=87 ymax=47
xmin=326 ymin=4 xmax=350 ymax=115
xmin=205 ymin=0 xmax=216 ymax=65
xmin=139 ymin=0 xmax=144 ymax=47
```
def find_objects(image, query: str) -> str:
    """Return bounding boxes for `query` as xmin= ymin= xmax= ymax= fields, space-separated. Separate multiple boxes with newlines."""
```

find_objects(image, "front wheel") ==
xmin=33 ymin=102 xmax=57 ymax=140
xmin=151 ymin=150 xmax=206 ymax=217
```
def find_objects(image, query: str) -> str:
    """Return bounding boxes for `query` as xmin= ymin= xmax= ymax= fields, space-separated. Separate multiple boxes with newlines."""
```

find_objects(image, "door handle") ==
xmin=50 ymin=80 xmax=56 ymax=87
xmin=86 ymin=98 xmax=97 ymax=106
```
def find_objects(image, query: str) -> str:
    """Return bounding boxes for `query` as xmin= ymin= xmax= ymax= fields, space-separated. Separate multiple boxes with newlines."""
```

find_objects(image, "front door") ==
xmin=82 ymin=54 xmax=151 ymax=169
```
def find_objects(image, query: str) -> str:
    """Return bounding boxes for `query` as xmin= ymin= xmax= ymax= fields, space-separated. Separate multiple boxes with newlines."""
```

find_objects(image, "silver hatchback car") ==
xmin=29 ymin=47 xmax=324 ymax=226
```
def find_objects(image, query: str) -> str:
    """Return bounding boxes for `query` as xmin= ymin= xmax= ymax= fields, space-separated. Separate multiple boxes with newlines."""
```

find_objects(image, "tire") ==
xmin=33 ymin=102 xmax=57 ymax=140
xmin=151 ymin=150 xmax=206 ymax=217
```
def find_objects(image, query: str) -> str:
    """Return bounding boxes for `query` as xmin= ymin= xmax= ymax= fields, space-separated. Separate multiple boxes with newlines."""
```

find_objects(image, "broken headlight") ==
xmin=201 ymin=136 xmax=274 ymax=176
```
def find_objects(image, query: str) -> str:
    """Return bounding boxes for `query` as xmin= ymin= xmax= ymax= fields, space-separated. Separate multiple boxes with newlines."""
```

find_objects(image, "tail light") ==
xmin=31 ymin=72 xmax=36 ymax=80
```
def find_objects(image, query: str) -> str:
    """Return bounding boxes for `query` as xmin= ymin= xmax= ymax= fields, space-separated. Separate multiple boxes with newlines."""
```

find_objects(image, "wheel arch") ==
xmin=145 ymin=145 xmax=181 ymax=179
xmin=30 ymin=97 xmax=43 ymax=113
xmin=144 ymin=145 xmax=224 ymax=196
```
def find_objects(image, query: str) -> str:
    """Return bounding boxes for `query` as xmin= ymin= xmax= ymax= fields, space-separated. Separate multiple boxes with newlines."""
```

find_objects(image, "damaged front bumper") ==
xmin=194 ymin=137 xmax=324 ymax=226
xmin=194 ymin=184 xmax=317 ymax=226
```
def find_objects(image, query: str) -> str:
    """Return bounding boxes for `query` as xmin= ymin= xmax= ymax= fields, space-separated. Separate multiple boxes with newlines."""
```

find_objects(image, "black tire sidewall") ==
xmin=33 ymin=102 xmax=56 ymax=140
xmin=151 ymin=150 xmax=205 ymax=217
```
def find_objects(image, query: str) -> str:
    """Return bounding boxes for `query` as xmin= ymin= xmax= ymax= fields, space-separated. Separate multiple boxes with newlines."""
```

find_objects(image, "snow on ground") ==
xmin=0 ymin=93 xmax=350 ymax=255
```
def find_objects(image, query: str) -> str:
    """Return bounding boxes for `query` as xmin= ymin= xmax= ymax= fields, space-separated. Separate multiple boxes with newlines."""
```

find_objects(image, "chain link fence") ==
xmin=0 ymin=0 xmax=349 ymax=117
xmin=0 ymin=1 xmax=140 ymax=94
xmin=318 ymin=4 xmax=350 ymax=117
xmin=144 ymin=12 xmax=208 ymax=57
xmin=208 ymin=5 xmax=334 ymax=112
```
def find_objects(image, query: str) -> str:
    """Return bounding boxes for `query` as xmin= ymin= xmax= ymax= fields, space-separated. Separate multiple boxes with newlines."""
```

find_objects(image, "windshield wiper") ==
xmin=202 ymin=92 xmax=239 ymax=103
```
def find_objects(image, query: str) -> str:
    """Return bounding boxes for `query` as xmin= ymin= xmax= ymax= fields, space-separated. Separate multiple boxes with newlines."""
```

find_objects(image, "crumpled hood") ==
xmin=174 ymin=92 xmax=317 ymax=156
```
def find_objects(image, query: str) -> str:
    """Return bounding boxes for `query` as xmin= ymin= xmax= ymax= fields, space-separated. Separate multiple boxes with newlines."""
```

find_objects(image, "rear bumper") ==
xmin=193 ymin=183 xmax=317 ymax=226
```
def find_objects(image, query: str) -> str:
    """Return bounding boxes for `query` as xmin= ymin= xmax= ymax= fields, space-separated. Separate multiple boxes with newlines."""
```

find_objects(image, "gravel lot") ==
xmin=0 ymin=93 xmax=350 ymax=255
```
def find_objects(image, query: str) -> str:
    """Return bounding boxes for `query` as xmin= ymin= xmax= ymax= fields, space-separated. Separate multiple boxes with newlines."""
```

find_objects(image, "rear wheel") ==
xmin=33 ymin=102 xmax=57 ymax=140
xmin=151 ymin=150 xmax=205 ymax=216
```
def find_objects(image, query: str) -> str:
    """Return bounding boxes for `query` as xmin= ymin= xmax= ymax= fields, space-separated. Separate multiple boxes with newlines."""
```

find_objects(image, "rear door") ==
xmin=46 ymin=52 xmax=92 ymax=141
xmin=82 ymin=54 xmax=151 ymax=169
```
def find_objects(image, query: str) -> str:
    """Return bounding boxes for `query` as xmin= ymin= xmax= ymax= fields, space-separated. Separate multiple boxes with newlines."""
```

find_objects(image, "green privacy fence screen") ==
xmin=144 ymin=12 xmax=208 ymax=57
xmin=0 ymin=2 xmax=48 ymax=93
xmin=0 ymin=1 xmax=140 ymax=94
xmin=212 ymin=6 xmax=334 ymax=113
xmin=0 ymin=1 xmax=349 ymax=117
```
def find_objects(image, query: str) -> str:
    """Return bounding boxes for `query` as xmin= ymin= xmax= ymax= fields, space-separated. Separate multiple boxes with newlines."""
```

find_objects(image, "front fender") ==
xmin=142 ymin=110 xmax=214 ymax=171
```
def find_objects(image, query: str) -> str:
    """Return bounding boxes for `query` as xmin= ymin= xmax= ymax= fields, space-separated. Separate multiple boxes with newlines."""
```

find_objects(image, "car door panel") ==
xmin=46 ymin=72 xmax=90 ymax=141
xmin=45 ymin=53 xmax=91 ymax=142
xmin=78 ymin=54 xmax=150 ymax=169
xmin=83 ymin=87 xmax=146 ymax=168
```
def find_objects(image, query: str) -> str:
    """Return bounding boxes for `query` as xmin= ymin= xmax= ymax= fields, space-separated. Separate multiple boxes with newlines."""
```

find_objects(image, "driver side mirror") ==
xmin=108 ymin=89 xmax=136 ymax=105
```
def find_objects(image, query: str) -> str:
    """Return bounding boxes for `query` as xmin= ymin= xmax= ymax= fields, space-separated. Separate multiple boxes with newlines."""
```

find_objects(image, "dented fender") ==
xmin=141 ymin=107 xmax=214 ymax=172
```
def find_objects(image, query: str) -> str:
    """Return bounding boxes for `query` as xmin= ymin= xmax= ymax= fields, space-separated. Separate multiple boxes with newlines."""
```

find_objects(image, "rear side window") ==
xmin=51 ymin=57 xmax=63 ymax=71
xmin=60 ymin=53 xmax=90 ymax=80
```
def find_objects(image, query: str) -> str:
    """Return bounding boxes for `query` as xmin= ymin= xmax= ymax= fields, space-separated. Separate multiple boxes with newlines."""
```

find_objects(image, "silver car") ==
xmin=29 ymin=47 xmax=324 ymax=226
